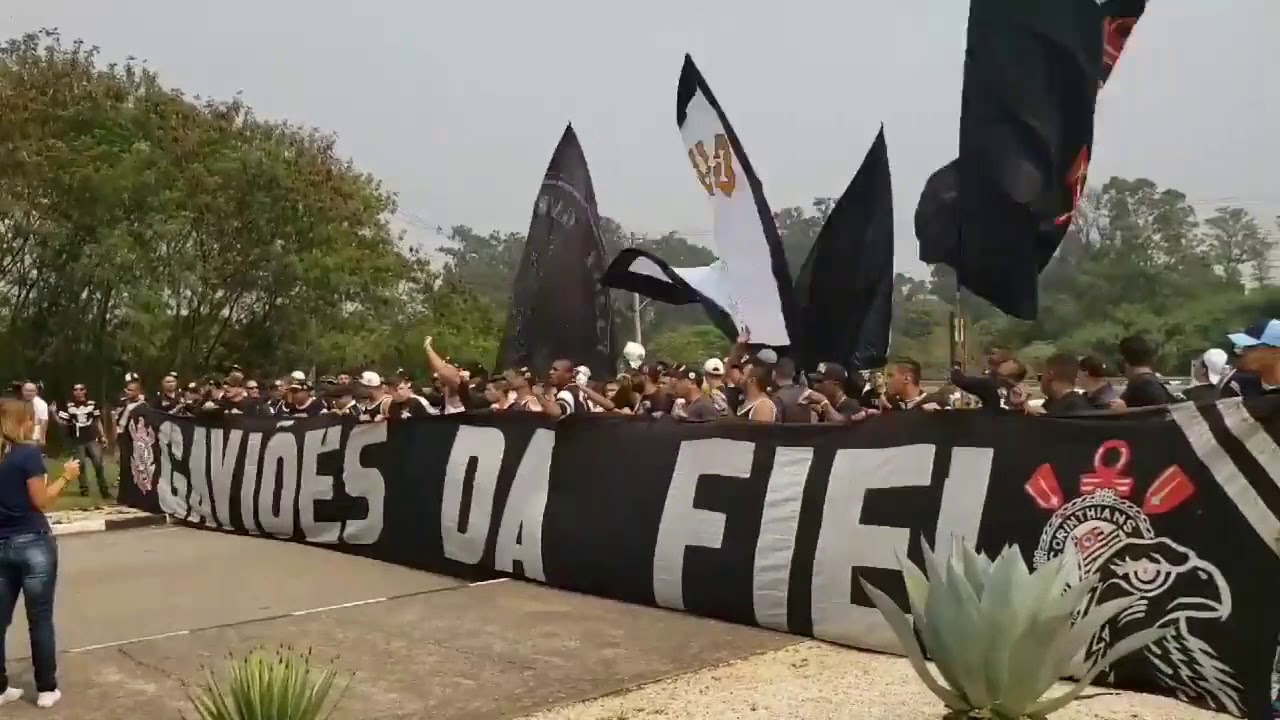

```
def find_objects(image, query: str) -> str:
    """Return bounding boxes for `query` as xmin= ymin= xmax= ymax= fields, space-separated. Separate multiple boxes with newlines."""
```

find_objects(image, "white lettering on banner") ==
xmin=812 ymin=445 xmax=935 ymax=652
xmin=299 ymin=426 xmax=342 ymax=543
xmin=156 ymin=420 xmax=189 ymax=519
xmin=934 ymin=447 xmax=994 ymax=549
xmin=442 ymin=426 xmax=504 ymax=565
xmin=495 ymin=428 xmax=554 ymax=581
xmin=653 ymin=438 xmax=755 ymax=611
xmin=752 ymin=446 xmax=812 ymax=632
xmin=207 ymin=428 xmax=242 ymax=530
xmin=259 ymin=433 xmax=300 ymax=539
xmin=239 ymin=431 xmax=264 ymax=534
xmin=187 ymin=427 xmax=211 ymax=525
xmin=341 ymin=423 xmax=385 ymax=544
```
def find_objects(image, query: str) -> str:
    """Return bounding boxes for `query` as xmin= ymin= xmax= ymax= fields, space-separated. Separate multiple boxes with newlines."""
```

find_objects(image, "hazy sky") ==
xmin=6 ymin=1 xmax=1278 ymax=276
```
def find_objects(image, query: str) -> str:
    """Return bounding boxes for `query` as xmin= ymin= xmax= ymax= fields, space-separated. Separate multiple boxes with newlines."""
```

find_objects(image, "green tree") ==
xmin=1203 ymin=206 xmax=1271 ymax=287
xmin=646 ymin=324 xmax=728 ymax=365
xmin=0 ymin=30 xmax=412 ymax=396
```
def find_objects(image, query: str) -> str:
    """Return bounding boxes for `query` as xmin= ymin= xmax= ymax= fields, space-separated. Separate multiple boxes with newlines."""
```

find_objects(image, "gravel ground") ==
xmin=521 ymin=641 xmax=1232 ymax=720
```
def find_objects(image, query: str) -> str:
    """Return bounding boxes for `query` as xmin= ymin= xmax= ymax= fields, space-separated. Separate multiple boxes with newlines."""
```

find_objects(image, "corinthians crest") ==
xmin=1025 ymin=439 xmax=1244 ymax=716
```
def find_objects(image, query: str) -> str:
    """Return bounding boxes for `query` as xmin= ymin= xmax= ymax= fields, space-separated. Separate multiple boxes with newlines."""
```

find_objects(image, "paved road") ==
xmin=0 ymin=527 xmax=795 ymax=719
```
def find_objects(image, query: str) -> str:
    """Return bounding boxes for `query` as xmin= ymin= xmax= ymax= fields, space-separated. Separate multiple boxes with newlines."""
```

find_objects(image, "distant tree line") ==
xmin=4 ymin=29 xmax=1276 ymax=403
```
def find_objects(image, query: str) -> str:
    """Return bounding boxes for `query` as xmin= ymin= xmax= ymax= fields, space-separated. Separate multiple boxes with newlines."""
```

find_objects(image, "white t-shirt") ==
xmin=31 ymin=396 xmax=49 ymax=442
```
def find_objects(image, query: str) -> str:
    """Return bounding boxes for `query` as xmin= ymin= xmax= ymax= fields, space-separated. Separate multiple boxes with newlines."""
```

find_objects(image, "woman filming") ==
xmin=0 ymin=398 xmax=77 ymax=708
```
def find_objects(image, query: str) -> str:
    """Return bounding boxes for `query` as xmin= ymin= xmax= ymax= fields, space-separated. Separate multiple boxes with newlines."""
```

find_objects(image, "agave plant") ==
xmin=185 ymin=646 xmax=350 ymax=720
xmin=859 ymin=538 xmax=1170 ymax=720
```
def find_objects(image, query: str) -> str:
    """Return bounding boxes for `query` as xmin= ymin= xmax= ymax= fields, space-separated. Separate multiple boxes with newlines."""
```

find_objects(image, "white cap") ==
xmin=623 ymin=341 xmax=646 ymax=370
xmin=290 ymin=370 xmax=306 ymax=382
xmin=574 ymin=365 xmax=591 ymax=380
xmin=358 ymin=370 xmax=382 ymax=388
xmin=1201 ymin=348 xmax=1230 ymax=385
xmin=756 ymin=348 xmax=778 ymax=365
xmin=703 ymin=358 xmax=725 ymax=376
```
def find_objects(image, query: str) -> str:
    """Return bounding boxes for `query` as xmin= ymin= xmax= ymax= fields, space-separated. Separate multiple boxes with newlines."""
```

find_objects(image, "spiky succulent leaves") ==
xmin=186 ymin=647 xmax=348 ymax=720
xmin=955 ymin=536 xmax=993 ymax=600
xmin=1026 ymin=625 xmax=1171 ymax=717
xmin=918 ymin=546 xmax=975 ymax=700
xmin=977 ymin=546 xmax=1031 ymax=702
xmin=858 ymin=577 xmax=968 ymax=711
xmin=1027 ymin=593 xmax=1141 ymax=702
xmin=896 ymin=547 xmax=930 ymax=630
xmin=940 ymin=546 xmax=993 ymax=709
xmin=994 ymin=556 xmax=1085 ymax=713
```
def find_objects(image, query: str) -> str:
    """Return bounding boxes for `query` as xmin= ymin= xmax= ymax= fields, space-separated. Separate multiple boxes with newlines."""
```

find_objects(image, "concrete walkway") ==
xmin=0 ymin=527 xmax=792 ymax=719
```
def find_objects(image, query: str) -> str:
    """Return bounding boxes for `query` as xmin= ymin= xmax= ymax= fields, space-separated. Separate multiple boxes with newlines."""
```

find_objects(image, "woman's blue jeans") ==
xmin=0 ymin=532 xmax=57 ymax=693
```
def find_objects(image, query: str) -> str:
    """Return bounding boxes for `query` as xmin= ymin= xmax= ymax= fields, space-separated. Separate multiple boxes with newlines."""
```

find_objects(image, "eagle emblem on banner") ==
xmin=1025 ymin=439 xmax=1244 ymax=716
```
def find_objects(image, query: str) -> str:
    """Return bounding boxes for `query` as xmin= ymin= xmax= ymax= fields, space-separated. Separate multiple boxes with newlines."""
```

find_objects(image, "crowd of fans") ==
xmin=12 ymin=319 xmax=1280 ymax=499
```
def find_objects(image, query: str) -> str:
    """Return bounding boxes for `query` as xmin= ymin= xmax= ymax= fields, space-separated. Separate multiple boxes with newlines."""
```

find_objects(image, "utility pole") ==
xmin=625 ymin=232 xmax=651 ymax=345
xmin=633 ymin=292 xmax=643 ymax=344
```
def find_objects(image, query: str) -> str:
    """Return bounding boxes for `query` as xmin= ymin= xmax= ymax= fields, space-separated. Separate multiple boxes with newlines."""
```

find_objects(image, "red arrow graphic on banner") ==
xmin=1142 ymin=465 xmax=1195 ymax=515
xmin=1025 ymin=463 xmax=1063 ymax=510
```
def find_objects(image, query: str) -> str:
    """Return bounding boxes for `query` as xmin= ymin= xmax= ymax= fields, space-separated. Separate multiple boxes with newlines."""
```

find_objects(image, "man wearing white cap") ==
xmin=702 ymin=358 xmax=730 ymax=416
xmin=1184 ymin=349 xmax=1237 ymax=404
xmin=354 ymin=371 xmax=390 ymax=422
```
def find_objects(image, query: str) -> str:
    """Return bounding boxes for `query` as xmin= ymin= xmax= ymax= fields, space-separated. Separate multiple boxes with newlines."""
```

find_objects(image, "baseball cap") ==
xmin=289 ymin=370 xmax=307 ymax=382
xmin=756 ymin=348 xmax=778 ymax=365
xmin=807 ymin=361 xmax=849 ymax=384
xmin=1200 ymin=348 xmax=1230 ymax=385
xmin=1228 ymin=320 xmax=1280 ymax=349
xmin=667 ymin=364 xmax=702 ymax=385
xmin=359 ymin=370 xmax=382 ymax=388
xmin=703 ymin=358 xmax=725 ymax=376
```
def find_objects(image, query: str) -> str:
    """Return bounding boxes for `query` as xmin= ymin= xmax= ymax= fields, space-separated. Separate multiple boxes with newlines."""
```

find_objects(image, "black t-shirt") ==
xmin=831 ymin=396 xmax=862 ymax=420
xmin=1120 ymin=373 xmax=1175 ymax=408
xmin=151 ymin=392 xmax=183 ymax=414
xmin=58 ymin=400 xmax=101 ymax=443
xmin=639 ymin=390 xmax=674 ymax=417
xmin=281 ymin=397 xmax=326 ymax=417
xmin=217 ymin=395 xmax=262 ymax=415
xmin=1041 ymin=391 xmax=1095 ymax=416
xmin=1181 ymin=384 xmax=1220 ymax=405
xmin=356 ymin=397 xmax=388 ymax=422
xmin=389 ymin=396 xmax=435 ymax=419
xmin=720 ymin=386 xmax=743 ymax=416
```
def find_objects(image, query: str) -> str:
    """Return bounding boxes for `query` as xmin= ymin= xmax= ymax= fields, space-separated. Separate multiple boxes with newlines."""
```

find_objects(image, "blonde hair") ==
xmin=0 ymin=398 xmax=35 ymax=457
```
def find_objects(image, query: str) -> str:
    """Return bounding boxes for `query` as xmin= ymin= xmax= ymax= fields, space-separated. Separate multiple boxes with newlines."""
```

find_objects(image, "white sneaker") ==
xmin=35 ymin=689 xmax=60 ymax=708
xmin=0 ymin=687 xmax=22 ymax=705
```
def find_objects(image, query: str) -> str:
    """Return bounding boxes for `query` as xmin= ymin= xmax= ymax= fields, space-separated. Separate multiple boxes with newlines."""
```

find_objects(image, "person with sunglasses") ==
xmin=53 ymin=384 xmax=110 ymax=500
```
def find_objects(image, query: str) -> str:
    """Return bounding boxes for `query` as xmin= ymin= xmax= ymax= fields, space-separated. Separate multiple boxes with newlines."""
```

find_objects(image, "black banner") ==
xmin=122 ymin=399 xmax=1280 ymax=718
xmin=496 ymin=124 xmax=617 ymax=378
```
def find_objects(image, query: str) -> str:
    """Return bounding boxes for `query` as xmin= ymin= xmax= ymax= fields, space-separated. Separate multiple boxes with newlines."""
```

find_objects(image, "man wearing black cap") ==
xmin=637 ymin=363 xmax=674 ymax=417
xmin=151 ymin=373 xmax=183 ymax=413
xmin=217 ymin=376 xmax=262 ymax=415
xmin=669 ymin=365 xmax=720 ymax=421
xmin=805 ymin=363 xmax=871 ymax=423
xmin=281 ymin=380 xmax=326 ymax=417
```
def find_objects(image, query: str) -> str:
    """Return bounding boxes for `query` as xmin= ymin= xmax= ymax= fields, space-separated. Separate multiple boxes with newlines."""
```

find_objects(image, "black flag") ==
xmin=495 ymin=124 xmax=616 ymax=377
xmin=915 ymin=0 xmax=1148 ymax=320
xmin=794 ymin=126 xmax=893 ymax=372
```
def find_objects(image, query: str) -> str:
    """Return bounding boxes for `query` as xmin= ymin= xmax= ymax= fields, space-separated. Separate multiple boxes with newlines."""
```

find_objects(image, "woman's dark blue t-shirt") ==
xmin=0 ymin=445 xmax=50 ymax=538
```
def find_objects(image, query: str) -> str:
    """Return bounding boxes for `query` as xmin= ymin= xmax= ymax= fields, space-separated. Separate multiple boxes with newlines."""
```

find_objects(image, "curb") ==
xmin=52 ymin=514 xmax=170 ymax=537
